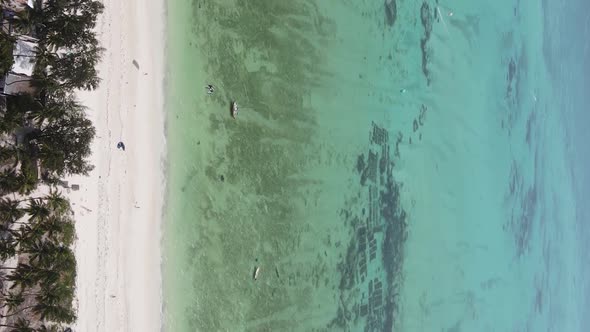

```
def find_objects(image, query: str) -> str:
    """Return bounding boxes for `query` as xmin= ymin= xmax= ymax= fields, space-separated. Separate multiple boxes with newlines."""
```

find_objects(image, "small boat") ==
xmin=253 ymin=266 xmax=260 ymax=280
xmin=230 ymin=101 xmax=239 ymax=119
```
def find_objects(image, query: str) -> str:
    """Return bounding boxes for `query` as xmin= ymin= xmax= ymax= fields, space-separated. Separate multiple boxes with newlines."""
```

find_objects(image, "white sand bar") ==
xmin=68 ymin=0 xmax=165 ymax=330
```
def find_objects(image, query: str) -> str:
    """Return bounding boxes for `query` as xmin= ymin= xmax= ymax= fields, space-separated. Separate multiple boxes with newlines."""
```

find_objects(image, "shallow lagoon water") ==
xmin=163 ymin=1 xmax=587 ymax=331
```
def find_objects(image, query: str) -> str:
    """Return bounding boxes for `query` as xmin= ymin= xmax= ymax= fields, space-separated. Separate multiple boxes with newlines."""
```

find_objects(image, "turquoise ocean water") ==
xmin=163 ymin=0 xmax=589 ymax=331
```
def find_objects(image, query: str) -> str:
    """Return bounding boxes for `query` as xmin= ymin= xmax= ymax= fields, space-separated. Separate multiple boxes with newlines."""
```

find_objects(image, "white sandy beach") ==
xmin=66 ymin=0 xmax=165 ymax=331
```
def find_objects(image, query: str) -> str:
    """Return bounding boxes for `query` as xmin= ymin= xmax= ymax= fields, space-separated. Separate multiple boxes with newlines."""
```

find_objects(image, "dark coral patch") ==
xmin=384 ymin=0 xmax=397 ymax=27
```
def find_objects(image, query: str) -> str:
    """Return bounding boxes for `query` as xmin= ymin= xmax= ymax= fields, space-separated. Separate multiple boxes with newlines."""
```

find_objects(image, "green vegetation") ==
xmin=15 ymin=0 xmax=105 ymax=92
xmin=0 ymin=191 xmax=76 ymax=328
xmin=0 ymin=0 xmax=104 ymax=330
xmin=0 ymin=35 xmax=15 ymax=77
xmin=1 ymin=92 xmax=97 ymax=178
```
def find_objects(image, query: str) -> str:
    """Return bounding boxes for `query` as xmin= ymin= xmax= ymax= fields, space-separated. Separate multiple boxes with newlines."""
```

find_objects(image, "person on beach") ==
xmin=206 ymin=84 xmax=215 ymax=94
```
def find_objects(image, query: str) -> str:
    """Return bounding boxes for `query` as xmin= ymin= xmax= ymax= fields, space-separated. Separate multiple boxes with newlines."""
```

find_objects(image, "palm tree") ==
xmin=32 ymin=302 xmax=76 ymax=324
xmin=46 ymin=248 xmax=75 ymax=275
xmin=0 ymin=291 xmax=25 ymax=313
xmin=36 ymin=282 xmax=73 ymax=304
xmin=0 ymin=296 xmax=39 ymax=318
xmin=1 ymin=279 xmax=72 ymax=301
xmin=27 ymin=91 xmax=80 ymax=126
xmin=35 ymin=325 xmax=55 ymax=332
xmin=0 ymin=239 xmax=17 ymax=261
xmin=0 ymin=317 xmax=34 ymax=332
xmin=0 ymin=145 xmax=19 ymax=169
xmin=33 ymin=109 xmax=96 ymax=176
xmin=18 ymin=171 xmax=39 ymax=196
xmin=46 ymin=43 xmax=103 ymax=91
xmin=9 ymin=1 xmax=45 ymax=37
xmin=44 ymin=189 xmax=70 ymax=216
xmin=13 ymin=221 xmax=44 ymax=249
xmin=21 ymin=239 xmax=74 ymax=272
xmin=2 ymin=263 xmax=38 ymax=291
xmin=2 ymin=263 xmax=58 ymax=291
xmin=0 ymin=169 xmax=22 ymax=194
xmin=42 ymin=0 xmax=104 ymax=47
xmin=31 ymin=268 xmax=60 ymax=289
xmin=0 ymin=198 xmax=25 ymax=223
xmin=20 ymin=239 xmax=56 ymax=266
xmin=0 ymin=306 xmax=38 ymax=321
xmin=25 ymin=198 xmax=50 ymax=223
xmin=57 ymin=220 xmax=75 ymax=246
xmin=0 ymin=33 xmax=15 ymax=76
xmin=36 ymin=215 xmax=75 ymax=245
xmin=36 ymin=324 xmax=70 ymax=332
xmin=31 ymin=46 xmax=58 ymax=76
xmin=24 ymin=42 xmax=101 ymax=92
xmin=13 ymin=88 xmax=71 ymax=123
xmin=0 ymin=94 xmax=34 ymax=135
xmin=44 ymin=14 xmax=99 ymax=50
xmin=0 ymin=198 xmax=25 ymax=260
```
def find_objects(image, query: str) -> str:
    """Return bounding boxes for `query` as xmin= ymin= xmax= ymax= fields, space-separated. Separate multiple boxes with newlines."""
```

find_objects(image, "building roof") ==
xmin=1 ymin=0 xmax=32 ymax=12
xmin=12 ymin=37 xmax=37 ymax=76
xmin=2 ymin=72 xmax=36 ymax=96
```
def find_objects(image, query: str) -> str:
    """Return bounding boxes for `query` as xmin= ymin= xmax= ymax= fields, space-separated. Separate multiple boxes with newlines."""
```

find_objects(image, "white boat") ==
xmin=231 ymin=101 xmax=239 ymax=119
xmin=253 ymin=266 xmax=260 ymax=280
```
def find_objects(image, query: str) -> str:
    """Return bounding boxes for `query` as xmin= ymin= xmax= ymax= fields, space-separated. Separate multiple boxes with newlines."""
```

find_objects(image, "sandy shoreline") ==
xmin=67 ymin=0 xmax=165 ymax=331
